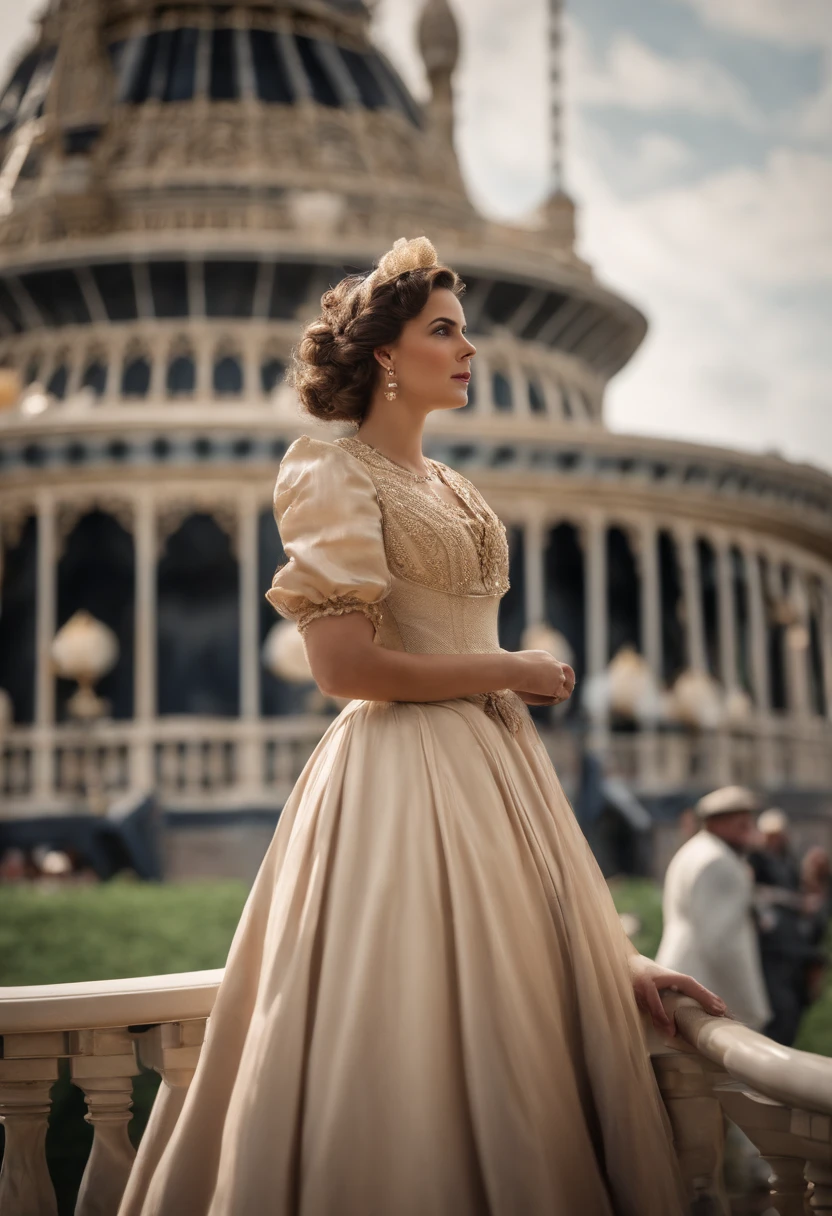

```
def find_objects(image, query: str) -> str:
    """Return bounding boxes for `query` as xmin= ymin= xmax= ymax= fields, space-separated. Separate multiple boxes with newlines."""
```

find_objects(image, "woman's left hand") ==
xmin=629 ymin=954 xmax=728 ymax=1035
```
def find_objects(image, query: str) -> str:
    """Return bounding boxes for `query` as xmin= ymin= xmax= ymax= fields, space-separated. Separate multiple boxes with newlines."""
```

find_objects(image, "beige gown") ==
xmin=119 ymin=435 xmax=686 ymax=1216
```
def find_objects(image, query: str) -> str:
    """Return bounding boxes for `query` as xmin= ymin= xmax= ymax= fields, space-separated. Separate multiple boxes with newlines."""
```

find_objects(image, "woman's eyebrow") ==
xmin=429 ymin=316 xmax=464 ymax=328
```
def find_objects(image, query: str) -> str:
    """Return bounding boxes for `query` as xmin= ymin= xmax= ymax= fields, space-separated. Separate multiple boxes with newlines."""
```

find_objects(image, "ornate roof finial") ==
xmin=549 ymin=0 xmax=565 ymax=195
xmin=541 ymin=0 xmax=576 ymax=251
xmin=417 ymin=0 xmax=460 ymax=147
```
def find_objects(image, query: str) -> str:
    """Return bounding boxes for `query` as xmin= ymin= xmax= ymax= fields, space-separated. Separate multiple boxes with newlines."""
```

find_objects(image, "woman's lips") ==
xmin=452 ymin=373 xmax=471 ymax=382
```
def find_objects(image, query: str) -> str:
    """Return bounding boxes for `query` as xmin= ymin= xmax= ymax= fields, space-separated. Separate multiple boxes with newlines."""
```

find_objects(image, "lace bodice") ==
xmin=266 ymin=435 xmax=523 ymax=731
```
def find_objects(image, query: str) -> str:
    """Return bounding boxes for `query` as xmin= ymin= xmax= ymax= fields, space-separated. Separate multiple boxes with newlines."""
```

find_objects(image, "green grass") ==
xmin=0 ymin=876 xmax=828 ymax=1213
xmin=0 ymin=877 xmax=248 ymax=985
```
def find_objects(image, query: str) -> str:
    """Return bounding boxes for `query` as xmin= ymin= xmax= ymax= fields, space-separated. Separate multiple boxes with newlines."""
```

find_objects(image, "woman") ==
xmin=120 ymin=237 xmax=726 ymax=1216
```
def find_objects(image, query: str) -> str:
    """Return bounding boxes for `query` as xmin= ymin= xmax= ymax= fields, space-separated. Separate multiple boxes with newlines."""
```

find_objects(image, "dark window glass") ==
xmin=19 ymin=270 xmax=91 ymax=327
xmin=268 ymin=263 xmax=314 ymax=319
xmin=81 ymin=360 xmax=107 ymax=396
xmin=107 ymin=39 xmax=127 ymax=76
xmin=130 ymin=32 xmax=158 ymax=104
xmin=47 ymin=364 xmax=68 ymax=399
xmin=0 ymin=281 xmax=24 ymax=332
xmin=205 ymin=261 xmax=257 ymax=318
xmin=483 ymin=281 xmax=528 ymax=327
xmin=338 ymin=47 xmax=385 ymax=109
xmin=91 ymin=263 xmax=138 ymax=321
xmin=492 ymin=371 xmax=513 ymax=412
xmin=122 ymin=356 xmax=151 ymax=397
xmin=560 ymin=383 xmax=573 ymax=419
xmin=210 ymin=28 xmax=237 ymax=101
xmin=149 ymin=28 xmax=175 ymax=99
xmin=24 ymin=357 xmax=40 ymax=384
xmin=260 ymin=357 xmax=285 ymax=394
xmin=369 ymin=55 xmax=421 ymax=125
xmin=163 ymin=27 xmax=199 ymax=102
xmin=528 ymin=377 xmax=546 ymax=414
xmin=214 ymin=355 xmax=243 ymax=395
xmin=249 ymin=30 xmax=294 ymax=104
xmin=149 ymin=261 xmax=189 ymax=318
xmin=294 ymin=36 xmax=339 ymax=107
xmin=167 ymin=354 xmax=195 ymax=396
xmin=520 ymin=291 xmax=569 ymax=341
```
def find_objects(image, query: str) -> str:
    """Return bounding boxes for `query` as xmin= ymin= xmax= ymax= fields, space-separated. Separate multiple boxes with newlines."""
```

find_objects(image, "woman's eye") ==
xmin=433 ymin=327 xmax=449 ymax=336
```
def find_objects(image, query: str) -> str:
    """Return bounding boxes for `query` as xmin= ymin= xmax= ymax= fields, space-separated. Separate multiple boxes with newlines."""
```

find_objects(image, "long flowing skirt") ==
xmin=119 ymin=698 xmax=685 ymax=1216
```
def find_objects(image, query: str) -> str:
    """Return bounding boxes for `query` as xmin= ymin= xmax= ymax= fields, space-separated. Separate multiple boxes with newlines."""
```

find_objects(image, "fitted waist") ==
xmin=377 ymin=577 xmax=504 ymax=655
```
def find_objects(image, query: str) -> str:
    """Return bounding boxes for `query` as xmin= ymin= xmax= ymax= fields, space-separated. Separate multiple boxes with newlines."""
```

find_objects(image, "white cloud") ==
xmin=0 ymin=0 xmax=42 ymax=87
xmin=376 ymin=0 xmax=832 ymax=471
xmin=671 ymin=0 xmax=832 ymax=49
xmin=571 ymin=136 xmax=832 ymax=466
xmin=571 ymin=26 xmax=761 ymax=128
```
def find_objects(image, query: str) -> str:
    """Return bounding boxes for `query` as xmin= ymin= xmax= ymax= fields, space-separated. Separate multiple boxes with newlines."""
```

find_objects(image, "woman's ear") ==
xmin=373 ymin=346 xmax=393 ymax=370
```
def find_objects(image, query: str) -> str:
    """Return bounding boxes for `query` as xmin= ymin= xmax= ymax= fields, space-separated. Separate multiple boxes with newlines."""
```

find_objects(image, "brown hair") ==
xmin=290 ymin=238 xmax=463 ymax=424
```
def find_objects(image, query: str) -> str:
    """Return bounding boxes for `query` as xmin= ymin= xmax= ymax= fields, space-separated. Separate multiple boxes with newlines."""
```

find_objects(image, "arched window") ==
xmin=81 ymin=359 xmax=107 ymax=397
xmin=167 ymin=353 xmax=196 ymax=396
xmin=260 ymin=357 xmax=285 ymax=395
xmin=213 ymin=354 xmax=243 ymax=396
xmin=46 ymin=363 xmax=68 ymax=400
xmin=528 ymin=376 xmax=546 ymax=415
xmin=121 ymin=355 xmax=151 ymax=398
xmin=492 ymin=371 xmax=513 ymax=412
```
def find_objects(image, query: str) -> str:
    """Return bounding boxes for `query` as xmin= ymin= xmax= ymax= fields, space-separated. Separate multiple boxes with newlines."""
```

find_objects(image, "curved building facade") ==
xmin=1 ymin=0 xmax=830 ymax=874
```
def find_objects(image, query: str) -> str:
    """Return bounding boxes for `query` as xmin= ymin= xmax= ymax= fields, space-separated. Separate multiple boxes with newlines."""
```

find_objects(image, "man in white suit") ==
xmin=656 ymin=785 xmax=772 ymax=1029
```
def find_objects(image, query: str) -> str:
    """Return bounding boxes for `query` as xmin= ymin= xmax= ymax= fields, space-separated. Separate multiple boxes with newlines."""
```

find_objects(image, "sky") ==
xmin=1 ymin=0 xmax=830 ymax=471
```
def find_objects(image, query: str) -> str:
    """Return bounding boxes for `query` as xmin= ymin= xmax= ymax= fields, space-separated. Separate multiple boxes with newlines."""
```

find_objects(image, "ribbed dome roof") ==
xmin=0 ymin=13 xmax=419 ymax=136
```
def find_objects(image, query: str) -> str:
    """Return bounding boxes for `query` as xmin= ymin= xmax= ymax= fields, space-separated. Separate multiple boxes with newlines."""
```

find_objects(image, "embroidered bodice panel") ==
xmin=266 ymin=435 xmax=523 ymax=730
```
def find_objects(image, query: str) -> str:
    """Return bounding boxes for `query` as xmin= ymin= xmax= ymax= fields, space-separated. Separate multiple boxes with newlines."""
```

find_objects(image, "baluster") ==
xmin=767 ymin=1156 xmax=810 ymax=1215
xmin=273 ymin=738 xmax=293 ymax=793
xmin=651 ymin=1051 xmax=731 ymax=1215
xmin=117 ymin=1021 xmax=205 ymax=1212
xmin=184 ymin=742 xmax=202 ymax=793
xmin=807 ymin=1162 xmax=832 ymax=1211
xmin=0 ymin=1047 xmax=60 ymax=1216
xmin=70 ymin=1028 xmax=141 ymax=1216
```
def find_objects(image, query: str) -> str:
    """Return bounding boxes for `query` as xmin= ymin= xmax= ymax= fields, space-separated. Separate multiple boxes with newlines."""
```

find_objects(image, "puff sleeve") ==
xmin=265 ymin=436 xmax=392 ymax=636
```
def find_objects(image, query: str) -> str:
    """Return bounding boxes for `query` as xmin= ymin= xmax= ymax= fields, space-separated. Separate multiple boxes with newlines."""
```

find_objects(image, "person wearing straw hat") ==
xmin=656 ymin=786 xmax=772 ymax=1029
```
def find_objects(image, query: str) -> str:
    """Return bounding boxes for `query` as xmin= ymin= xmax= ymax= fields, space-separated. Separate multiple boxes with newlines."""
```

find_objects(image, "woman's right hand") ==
xmin=508 ymin=650 xmax=576 ymax=705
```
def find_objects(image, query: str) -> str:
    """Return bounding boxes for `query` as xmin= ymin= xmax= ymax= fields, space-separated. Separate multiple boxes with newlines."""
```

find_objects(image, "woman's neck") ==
xmin=355 ymin=401 xmax=429 ymax=476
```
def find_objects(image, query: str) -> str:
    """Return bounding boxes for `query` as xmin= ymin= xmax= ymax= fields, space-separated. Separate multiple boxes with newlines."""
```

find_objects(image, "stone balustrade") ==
xmin=3 ymin=716 xmax=831 ymax=818
xmin=2 ymin=974 xmax=831 ymax=1215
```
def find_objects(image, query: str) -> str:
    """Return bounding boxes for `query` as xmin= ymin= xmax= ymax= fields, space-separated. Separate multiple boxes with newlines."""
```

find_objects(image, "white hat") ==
xmin=757 ymin=807 xmax=788 ymax=835
xmin=695 ymin=785 xmax=759 ymax=820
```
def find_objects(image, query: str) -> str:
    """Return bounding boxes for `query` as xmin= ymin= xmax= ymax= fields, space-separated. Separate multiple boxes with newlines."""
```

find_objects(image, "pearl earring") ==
xmin=384 ymin=365 xmax=398 ymax=402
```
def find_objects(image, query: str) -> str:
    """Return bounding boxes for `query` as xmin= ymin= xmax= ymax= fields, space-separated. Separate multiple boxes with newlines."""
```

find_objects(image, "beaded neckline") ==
xmin=338 ymin=437 xmax=471 ymax=520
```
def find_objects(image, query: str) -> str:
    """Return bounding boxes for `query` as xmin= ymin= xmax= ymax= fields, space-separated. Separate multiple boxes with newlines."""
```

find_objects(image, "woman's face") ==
xmin=378 ymin=287 xmax=476 ymax=414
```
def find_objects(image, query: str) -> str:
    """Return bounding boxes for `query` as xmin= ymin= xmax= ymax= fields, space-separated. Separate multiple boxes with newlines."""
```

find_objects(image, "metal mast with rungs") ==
xmin=549 ymin=0 xmax=565 ymax=194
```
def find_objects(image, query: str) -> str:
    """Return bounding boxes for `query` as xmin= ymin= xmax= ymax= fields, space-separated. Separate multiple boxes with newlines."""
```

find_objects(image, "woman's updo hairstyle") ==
xmin=291 ymin=236 xmax=463 ymax=424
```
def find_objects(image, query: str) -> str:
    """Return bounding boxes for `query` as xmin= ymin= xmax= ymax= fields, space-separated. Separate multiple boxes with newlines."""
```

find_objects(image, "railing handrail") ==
xmin=0 ymin=968 xmax=223 ymax=1035
xmin=664 ymin=991 xmax=832 ymax=1116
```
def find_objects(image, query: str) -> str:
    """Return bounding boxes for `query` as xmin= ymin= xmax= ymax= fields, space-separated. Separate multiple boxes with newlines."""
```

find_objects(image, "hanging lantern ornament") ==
xmin=724 ymin=687 xmax=754 ymax=726
xmin=0 ymin=368 xmax=21 ymax=411
xmin=51 ymin=610 xmax=119 ymax=721
xmin=607 ymin=646 xmax=662 ymax=724
xmin=0 ymin=687 xmax=13 ymax=732
xmin=262 ymin=620 xmax=313 ymax=684
xmin=669 ymin=668 xmax=724 ymax=730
